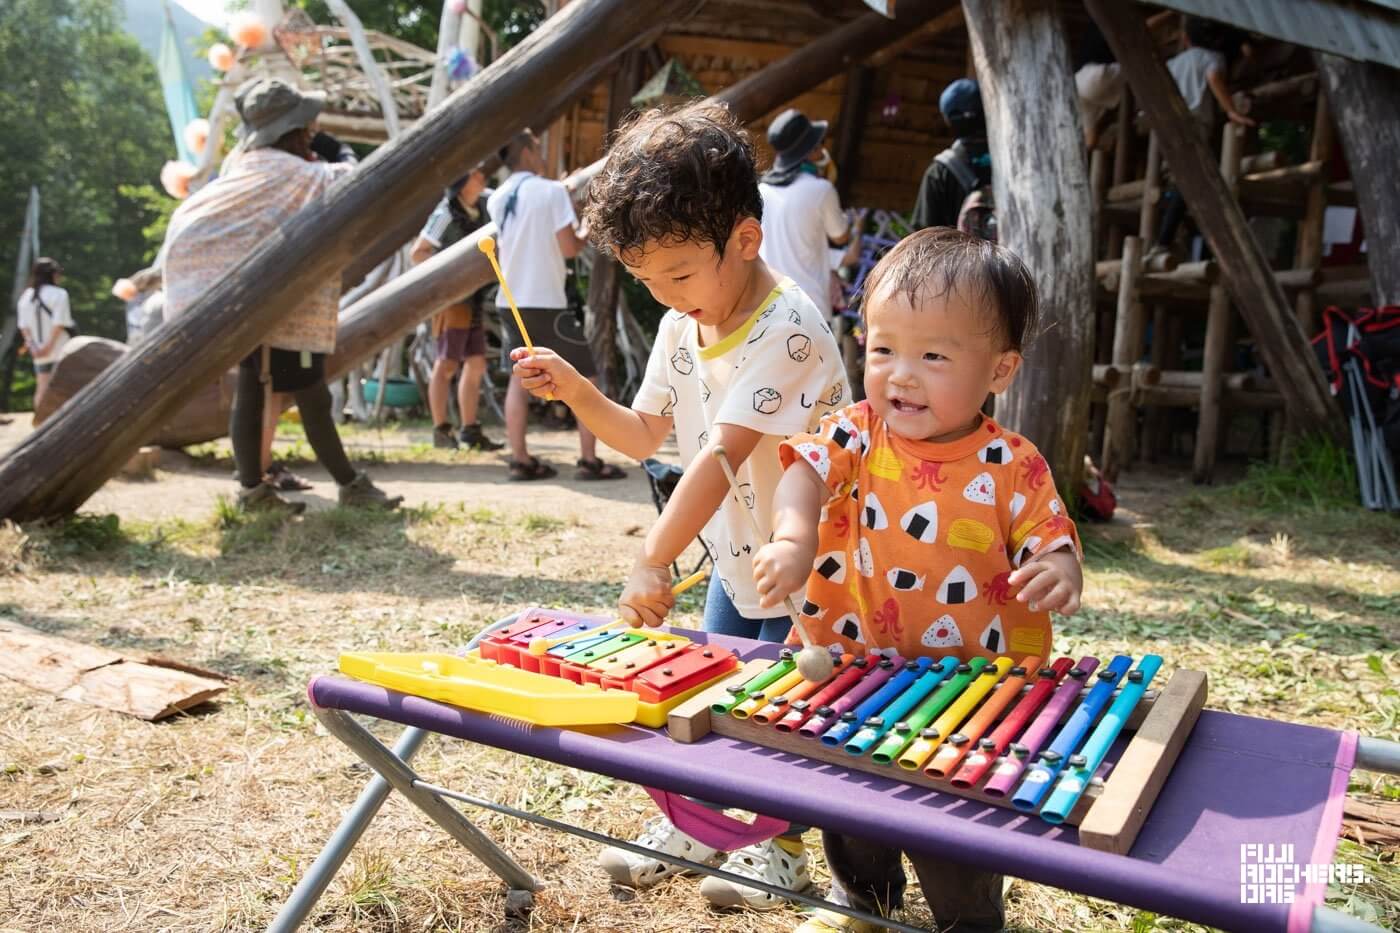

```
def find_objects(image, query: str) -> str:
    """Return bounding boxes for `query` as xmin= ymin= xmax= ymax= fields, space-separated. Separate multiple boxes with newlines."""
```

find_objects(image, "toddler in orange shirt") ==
xmin=752 ymin=226 xmax=1083 ymax=933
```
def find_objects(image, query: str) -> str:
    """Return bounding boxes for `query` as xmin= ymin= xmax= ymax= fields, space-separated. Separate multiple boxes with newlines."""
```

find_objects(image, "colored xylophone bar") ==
xmin=670 ymin=648 xmax=1207 ymax=853
xmin=475 ymin=608 xmax=740 ymax=726
xmin=340 ymin=609 xmax=740 ymax=728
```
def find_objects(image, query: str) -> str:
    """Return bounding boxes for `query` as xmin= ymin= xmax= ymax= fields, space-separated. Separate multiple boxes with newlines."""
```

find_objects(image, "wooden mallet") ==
xmin=711 ymin=446 xmax=836 ymax=683
xmin=526 ymin=568 xmax=711 ymax=656
xmin=479 ymin=234 xmax=552 ymax=400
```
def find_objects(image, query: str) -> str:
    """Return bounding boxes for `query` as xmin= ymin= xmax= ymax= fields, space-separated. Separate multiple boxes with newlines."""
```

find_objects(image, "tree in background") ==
xmin=290 ymin=0 xmax=544 ymax=60
xmin=0 ymin=0 xmax=170 ymax=410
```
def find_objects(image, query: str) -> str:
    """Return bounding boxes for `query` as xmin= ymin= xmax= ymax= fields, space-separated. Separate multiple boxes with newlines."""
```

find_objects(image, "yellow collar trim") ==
xmin=697 ymin=278 xmax=793 ymax=361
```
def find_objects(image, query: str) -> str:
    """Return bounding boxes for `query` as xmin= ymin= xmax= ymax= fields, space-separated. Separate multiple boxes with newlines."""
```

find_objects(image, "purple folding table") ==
xmin=270 ymin=623 xmax=1399 ymax=933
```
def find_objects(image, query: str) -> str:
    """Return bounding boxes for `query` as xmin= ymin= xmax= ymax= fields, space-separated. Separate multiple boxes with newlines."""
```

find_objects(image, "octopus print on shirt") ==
xmin=632 ymin=278 xmax=847 ymax=618
xmin=778 ymin=401 xmax=1080 ymax=662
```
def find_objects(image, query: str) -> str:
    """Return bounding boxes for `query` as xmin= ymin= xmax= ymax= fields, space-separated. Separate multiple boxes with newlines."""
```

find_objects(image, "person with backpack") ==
xmin=16 ymin=257 xmax=75 ymax=412
xmin=911 ymin=79 xmax=995 ymax=240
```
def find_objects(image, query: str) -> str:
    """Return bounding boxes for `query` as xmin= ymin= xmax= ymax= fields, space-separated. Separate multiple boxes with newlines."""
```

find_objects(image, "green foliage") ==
xmin=1 ymin=0 xmax=171 ymax=405
xmin=1222 ymin=435 xmax=1361 ymax=512
xmin=288 ymin=0 xmax=544 ymax=61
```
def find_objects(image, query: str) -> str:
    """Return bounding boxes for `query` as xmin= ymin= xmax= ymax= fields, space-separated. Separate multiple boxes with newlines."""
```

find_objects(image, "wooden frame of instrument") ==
xmin=669 ymin=661 xmax=1208 ymax=854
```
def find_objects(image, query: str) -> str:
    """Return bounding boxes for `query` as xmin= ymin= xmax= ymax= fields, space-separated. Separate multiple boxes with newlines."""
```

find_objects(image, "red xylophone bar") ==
xmin=607 ymin=644 xmax=738 ymax=703
xmin=775 ymin=655 xmax=878 ymax=732
xmin=949 ymin=656 xmax=1075 ymax=788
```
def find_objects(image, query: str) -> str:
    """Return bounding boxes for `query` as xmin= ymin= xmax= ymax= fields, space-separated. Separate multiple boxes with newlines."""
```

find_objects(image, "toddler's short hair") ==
xmin=862 ymin=227 xmax=1039 ymax=351
xmin=586 ymin=100 xmax=762 ymax=260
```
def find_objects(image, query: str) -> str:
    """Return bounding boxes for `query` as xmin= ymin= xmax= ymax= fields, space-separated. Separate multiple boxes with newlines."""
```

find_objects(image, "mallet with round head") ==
xmin=479 ymin=235 xmax=552 ymax=400
xmin=711 ymin=446 xmax=836 ymax=683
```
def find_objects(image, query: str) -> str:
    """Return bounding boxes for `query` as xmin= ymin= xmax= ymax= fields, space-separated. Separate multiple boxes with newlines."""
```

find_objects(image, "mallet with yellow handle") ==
xmin=479 ymin=235 xmax=552 ymax=400
xmin=526 ymin=568 xmax=710 ymax=657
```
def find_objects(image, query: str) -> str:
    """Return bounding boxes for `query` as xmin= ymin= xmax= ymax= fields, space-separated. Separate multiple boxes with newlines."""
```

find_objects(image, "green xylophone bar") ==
xmin=1038 ymin=655 xmax=1162 ymax=824
xmin=870 ymin=658 xmax=987 ymax=765
xmin=710 ymin=649 xmax=796 ymax=716
xmin=844 ymin=657 xmax=959 ymax=757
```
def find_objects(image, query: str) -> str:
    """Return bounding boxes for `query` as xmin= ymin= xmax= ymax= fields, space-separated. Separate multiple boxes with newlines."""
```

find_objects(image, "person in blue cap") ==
xmin=911 ymin=78 xmax=992 ymax=232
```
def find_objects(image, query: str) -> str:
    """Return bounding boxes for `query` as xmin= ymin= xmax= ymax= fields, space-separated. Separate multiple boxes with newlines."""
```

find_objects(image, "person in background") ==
xmin=162 ymin=78 xmax=400 ymax=514
xmin=1074 ymin=23 xmax=1122 ymax=149
xmin=1154 ymin=17 xmax=1255 ymax=254
xmin=487 ymin=129 xmax=624 ymax=482
xmin=757 ymin=108 xmax=859 ymax=324
xmin=911 ymin=79 xmax=991 ymax=232
xmin=411 ymin=168 xmax=505 ymax=452
xmin=16 ymin=257 xmax=74 ymax=413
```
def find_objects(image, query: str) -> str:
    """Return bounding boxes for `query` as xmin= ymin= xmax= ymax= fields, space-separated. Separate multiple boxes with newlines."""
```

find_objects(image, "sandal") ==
xmin=508 ymin=457 xmax=558 ymax=482
xmin=576 ymin=457 xmax=627 ymax=481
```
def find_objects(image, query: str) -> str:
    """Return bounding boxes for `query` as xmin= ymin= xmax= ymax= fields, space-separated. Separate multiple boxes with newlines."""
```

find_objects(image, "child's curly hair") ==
xmin=586 ymin=100 xmax=762 ymax=260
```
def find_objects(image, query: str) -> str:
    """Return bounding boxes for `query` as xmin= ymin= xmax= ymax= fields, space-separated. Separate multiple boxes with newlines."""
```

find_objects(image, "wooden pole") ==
xmin=963 ymin=0 xmax=1095 ymax=494
xmin=328 ymin=0 xmax=964 ymax=379
xmin=1086 ymin=0 xmax=1339 ymax=439
xmin=1192 ymin=124 xmax=1245 ymax=483
xmin=586 ymin=52 xmax=642 ymax=399
xmin=833 ymin=64 xmax=873 ymax=203
xmin=1101 ymin=235 xmax=1144 ymax=480
xmin=1137 ymin=133 xmax=1162 ymax=243
xmin=1291 ymin=88 xmax=1332 ymax=335
xmin=0 ymin=0 xmax=705 ymax=522
xmin=1316 ymin=53 xmax=1400 ymax=306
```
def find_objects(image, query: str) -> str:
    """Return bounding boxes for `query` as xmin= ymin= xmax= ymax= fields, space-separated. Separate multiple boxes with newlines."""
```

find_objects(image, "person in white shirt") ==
xmin=16 ymin=257 xmax=74 ymax=411
xmin=757 ymin=109 xmax=856 ymax=323
xmin=487 ymin=129 xmax=624 ymax=482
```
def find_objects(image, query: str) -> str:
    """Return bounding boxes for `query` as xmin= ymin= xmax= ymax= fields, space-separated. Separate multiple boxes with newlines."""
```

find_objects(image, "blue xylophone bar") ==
xmin=1010 ymin=654 xmax=1133 ymax=812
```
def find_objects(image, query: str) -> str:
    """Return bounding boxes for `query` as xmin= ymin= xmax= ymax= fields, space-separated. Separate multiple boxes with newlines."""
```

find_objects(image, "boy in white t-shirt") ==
xmin=511 ymin=101 xmax=847 ymax=906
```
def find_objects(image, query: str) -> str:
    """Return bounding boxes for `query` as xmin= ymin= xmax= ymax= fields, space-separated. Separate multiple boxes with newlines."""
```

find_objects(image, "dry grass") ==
xmin=1 ymin=443 xmax=1397 ymax=932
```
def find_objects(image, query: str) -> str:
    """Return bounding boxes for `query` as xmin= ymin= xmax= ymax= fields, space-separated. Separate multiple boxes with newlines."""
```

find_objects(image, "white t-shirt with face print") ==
xmin=632 ymin=278 xmax=848 ymax=618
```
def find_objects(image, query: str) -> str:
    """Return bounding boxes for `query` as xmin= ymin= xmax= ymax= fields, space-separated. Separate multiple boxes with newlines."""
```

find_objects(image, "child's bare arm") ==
xmin=510 ymin=347 xmax=670 ymax=459
xmin=1207 ymin=70 xmax=1255 ymax=126
xmin=752 ymin=460 xmax=825 ymax=608
xmin=1008 ymin=547 xmax=1083 ymax=616
xmin=619 ymin=423 xmax=763 ymax=627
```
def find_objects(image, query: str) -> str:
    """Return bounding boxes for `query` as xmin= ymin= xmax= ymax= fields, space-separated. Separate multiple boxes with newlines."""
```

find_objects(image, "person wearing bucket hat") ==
xmin=757 ymin=109 xmax=857 ymax=321
xmin=160 ymin=77 xmax=401 ymax=515
xmin=912 ymin=78 xmax=992 ymax=232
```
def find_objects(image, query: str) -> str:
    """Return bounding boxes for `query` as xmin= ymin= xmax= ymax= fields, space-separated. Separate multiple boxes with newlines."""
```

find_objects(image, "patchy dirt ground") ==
xmin=1 ymin=416 xmax=1396 ymax=932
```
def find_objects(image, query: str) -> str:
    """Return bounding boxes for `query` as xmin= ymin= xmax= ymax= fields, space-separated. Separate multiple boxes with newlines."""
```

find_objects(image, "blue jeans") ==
xmin=703 ymin=578 xmax=793 ymax=643
xmin=697 ymin=578 xmax=806 ymax=841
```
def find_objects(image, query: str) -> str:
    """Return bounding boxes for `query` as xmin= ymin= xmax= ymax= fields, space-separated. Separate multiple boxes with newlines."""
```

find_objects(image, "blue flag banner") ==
xmin=158 ymin=1 xmax=201 ymax=162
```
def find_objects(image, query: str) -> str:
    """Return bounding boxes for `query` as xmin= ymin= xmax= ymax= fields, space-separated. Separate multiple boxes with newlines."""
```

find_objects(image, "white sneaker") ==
xmin=699 ymin=838 xmax=812 ymax=910
xmin=597 ymin=815 xmax=723 ymax=888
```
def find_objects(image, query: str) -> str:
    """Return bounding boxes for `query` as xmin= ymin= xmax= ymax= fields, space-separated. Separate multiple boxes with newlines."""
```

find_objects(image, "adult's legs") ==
xmin=905 ymin=853 xmax=1005 ymax=933
xmin=231 ymin=362 xmax=267 ymax=489
xmin=260 ymin=391 xmax=283 ymax=476
xmin=429 ymin=357 xmax=460 ymax=427
xmin=32 ymin=370 xmax=52 ymax=410
xmin=292 ymin=381 xmax=357 ymax=486
xmin=459 ymin=354 xmax=486 ymax=425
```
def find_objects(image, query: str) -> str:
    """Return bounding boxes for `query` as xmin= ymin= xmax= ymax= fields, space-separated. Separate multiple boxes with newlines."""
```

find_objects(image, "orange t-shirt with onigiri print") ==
xmin=777 ymin=400 xmax=1080 ymax=663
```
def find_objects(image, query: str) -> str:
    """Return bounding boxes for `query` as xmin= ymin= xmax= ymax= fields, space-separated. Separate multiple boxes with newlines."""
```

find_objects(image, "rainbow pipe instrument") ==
xmin=870 ymin=657 xmax=987 ymax=765
xmin=1010 ymin=654 xmax=1134 ymax=812
xmin=711 ymin=650 xmax=796 ymax=716
xmin=1039 ymin=655 xmax=1163 ymax=824
xmin=845 ymin=657 xmax=960 ymax=757
xmin=799 ymin=656 xmax=903 ymax=738
xmin=775 ymin=655 xmax=878 ymax=732
xmin=982 ymin=656 xmax=1100 ymax=798
xmin=924 ymin=655 xmax=1041 ymax=778
xmin=822 ymin=657 xmax=934 ymax=747
xmin=949 ymin=656 xmax=1074 ymax=788
xmin=897 ymin=657 xmax=1011 ymax=772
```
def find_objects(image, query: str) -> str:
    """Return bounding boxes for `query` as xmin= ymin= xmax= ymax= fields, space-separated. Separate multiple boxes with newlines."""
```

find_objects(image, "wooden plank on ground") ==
xmin=0 ymin=620 xmax=229 ymax=721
